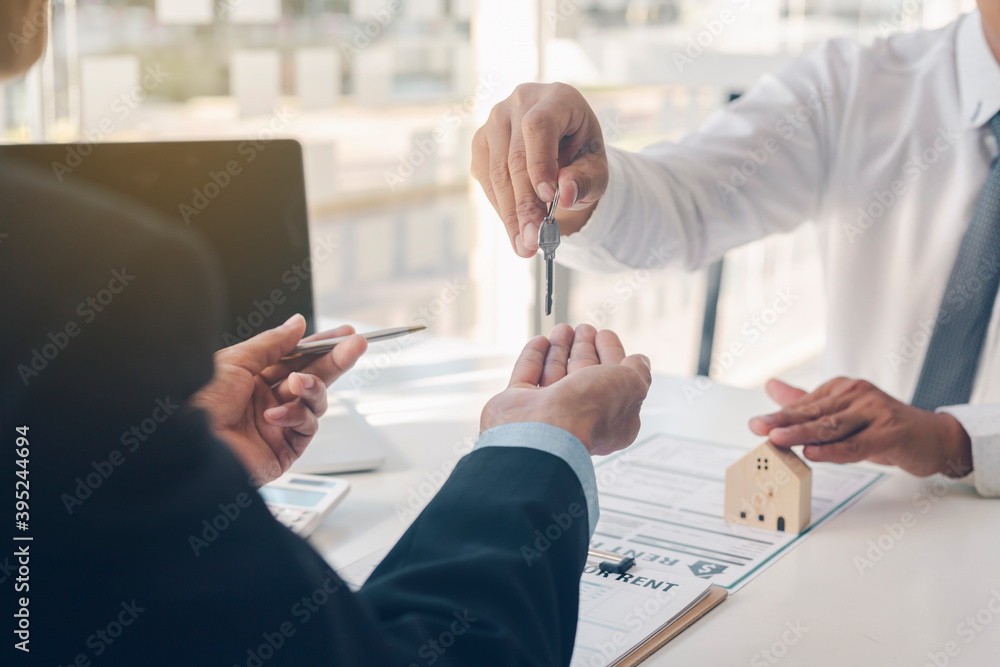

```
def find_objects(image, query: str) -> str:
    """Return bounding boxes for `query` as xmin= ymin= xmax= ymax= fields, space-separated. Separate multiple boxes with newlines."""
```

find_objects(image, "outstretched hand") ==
xmin=748 ymin=377 xmax=972 ymax=477
xmin=192 ymin=314 xmax=367 ymax=486
xmin=481 ymin=324 xmax=652 ymax=456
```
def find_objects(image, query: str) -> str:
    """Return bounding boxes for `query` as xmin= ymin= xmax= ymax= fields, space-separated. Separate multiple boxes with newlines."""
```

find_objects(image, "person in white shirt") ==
xmin=472 ymin=4 xmax=1000 ymax=497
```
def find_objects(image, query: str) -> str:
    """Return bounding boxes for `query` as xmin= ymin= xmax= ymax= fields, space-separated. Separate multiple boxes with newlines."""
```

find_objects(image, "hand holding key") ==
xmin=470 ymin=82 xmax=608 ymax=258
xmin=539 ymin=184 xmax=561 ymax=316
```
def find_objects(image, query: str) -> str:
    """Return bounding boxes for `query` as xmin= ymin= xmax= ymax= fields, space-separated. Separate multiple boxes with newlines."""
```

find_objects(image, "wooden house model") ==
xmin=724 ymin=441 xmax=811 ymax=534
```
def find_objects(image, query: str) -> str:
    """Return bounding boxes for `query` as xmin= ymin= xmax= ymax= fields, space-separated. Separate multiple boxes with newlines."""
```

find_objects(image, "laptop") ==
xmin=2 ymin=140 xmax=385 ymax=472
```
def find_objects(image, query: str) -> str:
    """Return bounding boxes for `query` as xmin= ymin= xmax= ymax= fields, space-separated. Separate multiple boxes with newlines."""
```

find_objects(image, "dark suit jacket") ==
xmin=0 ymin=157 xmax=587 ymax=666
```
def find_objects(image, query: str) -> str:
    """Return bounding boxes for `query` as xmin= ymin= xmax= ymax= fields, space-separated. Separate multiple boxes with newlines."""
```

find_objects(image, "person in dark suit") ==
xmin=1 ymin=5 xmax=652 ymax=665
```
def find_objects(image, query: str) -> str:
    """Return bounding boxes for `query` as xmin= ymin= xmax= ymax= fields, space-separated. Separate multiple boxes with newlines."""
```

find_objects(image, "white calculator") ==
xmin=260 ymin=472 xmax=350 ymax=537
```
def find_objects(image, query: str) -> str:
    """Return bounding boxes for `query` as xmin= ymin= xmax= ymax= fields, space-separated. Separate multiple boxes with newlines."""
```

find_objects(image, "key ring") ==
xmin=545 ymin=183 xmax=560 ymax=224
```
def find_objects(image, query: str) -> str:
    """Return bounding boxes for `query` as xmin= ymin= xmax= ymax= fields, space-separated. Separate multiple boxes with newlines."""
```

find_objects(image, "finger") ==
xmin=273 ymin=372 xmax=328 ymax=417
xmin=750 ymin=378 xmax=839 ymax=434
xmin=521 ymin=85 xmax=596 ymax=203
xmin=767 ymin=410 xmax=869 ymax=447
xmin=508 ymin=123 xmax=549 ymax=250
xmin=750 ymin=394 xmax=853 ymax=434
xmin=298 ymin=334 xmax=368 ymax=386
xmin=472 ymin=127 xmax=512 ymax=250
xmin=487 ymin=114 xmax=533 ymax=258
xmin=621 ymin=354 xmax=653 ymax=389
xmin=594 ymin=329 xmax=626 ymax=365
xmin=540 ymin=323 xmax=575 ymax=387
xmin=262 ymin=331 xmax=367 ymax=388
xmin=801 ymin=434 xmax=875 ymax=465
xmin=260 ymin=324 xmax=358 ymax=385
xmin=264 ymin=401 xmax=319 ymax=454
xmin=216 ymin=314 xmax=306 ymax=376
xmin=567 ymin=323 xmax=599 ymax=372
xmin=299 ymin=324 xmax=357 ymax=344
xmin=507 ymin=335 xmax=550 ymax=388
xmin=764 ymin=378 xmax=808 ymax=407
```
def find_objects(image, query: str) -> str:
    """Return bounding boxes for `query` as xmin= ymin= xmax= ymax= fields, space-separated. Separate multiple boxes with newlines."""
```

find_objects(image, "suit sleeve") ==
xmin=6 ymin=156 xmax=590 ymax=667
xmin=355 ymin=445 xmax=590 ymax=666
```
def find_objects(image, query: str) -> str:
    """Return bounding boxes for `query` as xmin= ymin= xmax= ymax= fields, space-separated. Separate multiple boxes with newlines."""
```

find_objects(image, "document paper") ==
xmin=337 ymin=547 xmax=714 ymax=667
xmin=571 ymin=563 xmax=711 ymax=667
xmin=591 ymin=434 xmax=885 ymax=592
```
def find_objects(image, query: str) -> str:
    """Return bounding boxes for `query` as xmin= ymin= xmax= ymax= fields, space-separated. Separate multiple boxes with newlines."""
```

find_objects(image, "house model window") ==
xmin=724 ymin=441 xmax=812 ymax=534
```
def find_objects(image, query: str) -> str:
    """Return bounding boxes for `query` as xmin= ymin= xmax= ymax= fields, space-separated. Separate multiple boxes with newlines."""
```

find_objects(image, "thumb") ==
xmin=620 ymin=354 xmax=653 ymax=390
xmin=557 ymin=152 xmax=608 ymax=211
xmin=765 ymin=378 xmax=807 ymax=407
xmin=218 ymin=314 xmax=306 ymax=375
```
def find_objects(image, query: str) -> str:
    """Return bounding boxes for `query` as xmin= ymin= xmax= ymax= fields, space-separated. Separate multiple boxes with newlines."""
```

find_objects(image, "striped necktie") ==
xmin=912 ymin=112 xmax=1000 ymax=410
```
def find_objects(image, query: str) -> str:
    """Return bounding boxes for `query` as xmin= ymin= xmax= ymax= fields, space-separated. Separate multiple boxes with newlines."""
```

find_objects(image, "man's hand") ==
xmin=481 ymin=324 xmax=652 ymax=455
xmin=471 ymin=83 xmax=608 ymax=258
xmin=191 ymin=314 xmax=367 ymax=486
xmin=748 ymin=377 xmax=973 ymax=478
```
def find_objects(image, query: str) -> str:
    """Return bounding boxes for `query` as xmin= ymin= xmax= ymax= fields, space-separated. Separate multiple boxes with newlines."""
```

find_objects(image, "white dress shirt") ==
xmin=559 ymin=11 xmax=1000 ymax=496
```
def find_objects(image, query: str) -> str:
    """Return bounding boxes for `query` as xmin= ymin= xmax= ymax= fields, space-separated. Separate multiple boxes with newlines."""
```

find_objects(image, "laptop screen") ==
xmin=0 ymin=139 xmax=315 ymax=348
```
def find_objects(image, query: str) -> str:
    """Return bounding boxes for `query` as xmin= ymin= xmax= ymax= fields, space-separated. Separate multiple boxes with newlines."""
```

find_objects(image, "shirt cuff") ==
xmin=937 ymin=404 xmax=1000 ymax=497
xmin=474 ymin=423 xmax=599 ymax=536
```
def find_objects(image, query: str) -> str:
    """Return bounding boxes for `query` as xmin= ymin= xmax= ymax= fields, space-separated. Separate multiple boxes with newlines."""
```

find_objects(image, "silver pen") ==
xmin=281 ymin=325 xmax=426 ymax=361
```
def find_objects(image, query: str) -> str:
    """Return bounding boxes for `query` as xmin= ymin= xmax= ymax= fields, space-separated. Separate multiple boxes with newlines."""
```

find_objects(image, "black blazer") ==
xmin=0 ymin=157 xmax=587 ymax=666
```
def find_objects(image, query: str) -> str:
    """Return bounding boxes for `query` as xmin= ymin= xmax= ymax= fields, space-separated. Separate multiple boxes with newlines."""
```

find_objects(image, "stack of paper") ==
xmin=572 ymin=562 xmax=716 ymax=667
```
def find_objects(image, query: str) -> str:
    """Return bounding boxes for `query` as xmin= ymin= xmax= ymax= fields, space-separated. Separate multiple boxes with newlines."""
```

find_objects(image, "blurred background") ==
xmin=1 ymin=0 xmax=977 ymax=388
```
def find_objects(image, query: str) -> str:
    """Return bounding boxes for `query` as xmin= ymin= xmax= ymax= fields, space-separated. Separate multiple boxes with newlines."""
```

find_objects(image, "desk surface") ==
xmin=312 ymin=334 xmax=1000 ymax=666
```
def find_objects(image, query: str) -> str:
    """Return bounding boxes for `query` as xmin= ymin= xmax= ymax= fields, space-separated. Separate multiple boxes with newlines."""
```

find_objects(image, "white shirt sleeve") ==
xmin=938 ymin=404 xmax=1000 ymax=497
xmin=558 ymin=39 xmax=858 ymax=274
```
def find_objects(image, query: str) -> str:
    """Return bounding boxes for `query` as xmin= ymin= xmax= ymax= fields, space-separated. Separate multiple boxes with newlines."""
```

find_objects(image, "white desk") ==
xmin=311 ymin=335 xmax=1000 ymax=666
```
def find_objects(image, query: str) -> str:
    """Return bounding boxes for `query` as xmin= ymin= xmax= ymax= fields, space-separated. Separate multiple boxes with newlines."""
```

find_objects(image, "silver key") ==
xmin=538 ymin=184 xmax=561 ymax=316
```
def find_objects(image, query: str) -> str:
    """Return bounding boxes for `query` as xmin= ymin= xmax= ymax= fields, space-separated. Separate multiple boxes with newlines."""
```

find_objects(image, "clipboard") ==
xmin=616 ymin=585 xmax=728 ymax=667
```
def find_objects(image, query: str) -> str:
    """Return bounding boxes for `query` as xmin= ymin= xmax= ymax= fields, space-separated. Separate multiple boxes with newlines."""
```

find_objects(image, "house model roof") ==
xmin=747 ymin=441 xmax=811 ymax=480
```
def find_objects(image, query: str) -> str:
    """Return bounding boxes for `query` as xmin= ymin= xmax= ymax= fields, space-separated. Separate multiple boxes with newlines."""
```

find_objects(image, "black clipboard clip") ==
xmin=587 ymin=548 xmax=636 ymax=575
